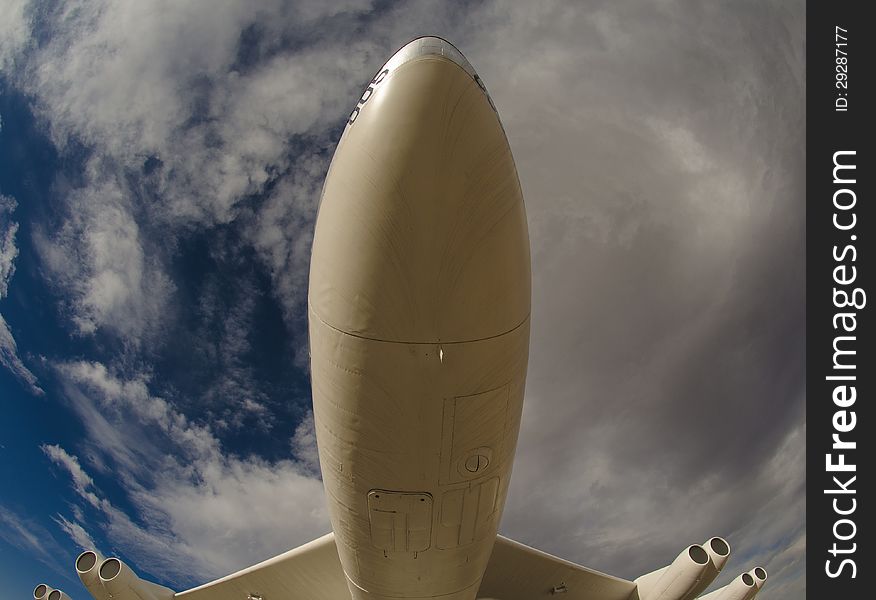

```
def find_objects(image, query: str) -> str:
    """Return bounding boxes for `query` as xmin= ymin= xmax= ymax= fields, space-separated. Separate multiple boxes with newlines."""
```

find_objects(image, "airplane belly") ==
xmin=309 ymin=318 xmax=529 ymax=599
xmin=308 ymin=37 xmax=531 ymax=600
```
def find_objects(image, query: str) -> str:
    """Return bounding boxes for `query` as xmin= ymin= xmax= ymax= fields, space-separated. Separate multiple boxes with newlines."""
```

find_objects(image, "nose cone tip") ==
xmin=311 ymin=34 xmax=528 ymax=343
xmin=385 ymin=36 xmax=479 ymax=80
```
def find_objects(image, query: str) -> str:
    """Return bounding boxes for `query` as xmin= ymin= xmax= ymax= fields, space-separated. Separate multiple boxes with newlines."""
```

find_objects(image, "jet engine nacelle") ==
xmin=699 ymin=572 xmax=757 ymax=600
xmin=634 ymin=544 xmax=713 ymax=600
xmin=698 ymin=565 xmax=768 ymax=600
xmin=34 ymin=583 xmax=72 ymax=600
xmin=76 ymin=550 xmax=110 ymax=600
xmin=702 ymin=537 xmax=731 ymax=572
xmin=684 ymin=537 xmax=731 ymax=598
xmin=747 ymin=567 xmax=767 ymax=591
xmin=98 ymin=558 xmax=174 ymax=600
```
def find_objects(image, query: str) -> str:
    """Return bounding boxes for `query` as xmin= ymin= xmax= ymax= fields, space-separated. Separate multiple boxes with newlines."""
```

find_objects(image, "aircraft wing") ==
xmin=70 ymin=533 xmax=766 ymax=600
xmin=171 ymin=533 xmax=632 ymax=600
xmin=174 ymin=532 xmax=351 ymax=600
xmin=170 ymin=533 xmax=635 ymax=600
xmin=479 ymin=535 xmax=636 ymax=600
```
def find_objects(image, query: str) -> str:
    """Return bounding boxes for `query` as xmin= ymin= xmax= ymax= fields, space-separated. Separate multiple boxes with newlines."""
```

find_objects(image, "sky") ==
xmin=0 ymin=1 xmax=804 ymax=599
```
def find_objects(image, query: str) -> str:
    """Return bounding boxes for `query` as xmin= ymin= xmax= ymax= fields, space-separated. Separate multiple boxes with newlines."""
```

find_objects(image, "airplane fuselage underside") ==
xmin=308 ymin=37 xmax=532 ymax=600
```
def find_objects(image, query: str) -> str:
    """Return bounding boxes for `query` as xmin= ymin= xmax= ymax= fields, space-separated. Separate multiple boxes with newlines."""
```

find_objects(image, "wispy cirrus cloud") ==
xmin=4 ymin=0 xmax=473 ymax=345
xmin=0 ymin=314 xmax=42 ymax=394
xmin=1 ymin=193 xmax=43 ymax=395
xmin=0 ymin=0 xmax=31 ymax=71
xmin=47 ymin=360 xmax=327 ymax=586
xmin=31 ymin=160 xmax=174 ymax=341
xmin=9 ymin=0 xmax=379 ymax=344
xmin=0 ymin=505 xmax=71 ymax=581
xmin=52 ymin=514 xmax=101 ymax=554
xmin=42 ymin=443 xmax=106 ymax=511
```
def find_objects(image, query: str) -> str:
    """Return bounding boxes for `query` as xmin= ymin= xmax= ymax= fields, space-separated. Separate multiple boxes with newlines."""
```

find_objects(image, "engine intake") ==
xmin=699 ymin=572 xmax=757 ymax=600
xmin=703 ymin=537 xmax=731 ymax=572
xmin=635 ymin=544 xmax=713 ymax=600
xmin=98 ymin=557 xmax=175 ymax=600
xmin=748 ymin=567 xmax=768 ymax=589
xmin=76 ymin=550 xmax=109 ymax=600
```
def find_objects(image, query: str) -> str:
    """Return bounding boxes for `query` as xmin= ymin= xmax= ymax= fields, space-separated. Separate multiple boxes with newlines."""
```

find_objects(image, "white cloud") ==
xmin=6 ymin=0 xmax=449 ymax=341
xmin=0 ymin=195 xmax=20 ymax=297
xmin=4 ymin=0 xmax=382 ymax=357
xmin=0 ymin=0 xmax=31 ymax=72
xmin=32 ymin=160 xmax=174 ymax=339
xmin=0 ymin=505 xmax=71 ymax=581
xmin=1 ymin=194 xmax=43 ymax=395
xmin=21 ymin=0 xmax=371 ymax=218
xmin=51 ymin=361 xmax=329 ymax=586
xmin=42 ymin=443 xmax=106 ymax=511
xmin=192 ymin=276 xmax=276 ymax=432
xmin=290 ymin=410 xmax=319 ymax=475
xmin=0 ymin=505 xmax=51 ymax=561
xmin=53 ymin=514 xmax=101 ymax=554
xmin=243 ymin=151 xmax=327 ymax=356
xmin=0 ymin=314 xmax=44 ymax=395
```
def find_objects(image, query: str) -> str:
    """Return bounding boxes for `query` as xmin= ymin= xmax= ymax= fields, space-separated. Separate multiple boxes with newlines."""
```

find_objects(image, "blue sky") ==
xmin=1 ymin=71 xmax=329 ymax=594
xmin=1 ymin=2 xmax=804 ymax=599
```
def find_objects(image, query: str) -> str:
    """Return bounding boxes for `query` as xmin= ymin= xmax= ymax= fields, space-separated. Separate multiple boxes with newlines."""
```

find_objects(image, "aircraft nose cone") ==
xmin=309 ymin=38 xmax=530 ymax=344
xmin=382 ymin=36 xmax=480 ymax=79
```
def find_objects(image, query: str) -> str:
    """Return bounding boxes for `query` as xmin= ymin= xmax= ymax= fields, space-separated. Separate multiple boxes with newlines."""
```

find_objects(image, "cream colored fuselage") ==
xmin=308 ymin=38 xmax=531 ymax=600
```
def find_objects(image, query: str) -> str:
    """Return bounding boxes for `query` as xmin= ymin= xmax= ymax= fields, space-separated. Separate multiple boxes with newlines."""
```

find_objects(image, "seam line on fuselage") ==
xmin=308 ymin=304 xmax=530 ymax=346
